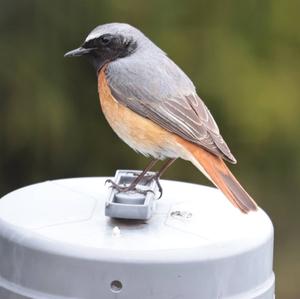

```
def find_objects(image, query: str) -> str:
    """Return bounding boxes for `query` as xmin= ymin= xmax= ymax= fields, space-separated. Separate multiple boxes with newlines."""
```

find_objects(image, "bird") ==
xmin=65 ymin=23 xmax=258 ymax=213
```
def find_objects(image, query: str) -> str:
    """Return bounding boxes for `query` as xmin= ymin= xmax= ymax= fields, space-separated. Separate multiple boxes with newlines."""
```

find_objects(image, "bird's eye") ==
xmin=100 ymin=35 xmax=112 ymax=45
xmin=82 ymin=34 xmax=113 ymax=49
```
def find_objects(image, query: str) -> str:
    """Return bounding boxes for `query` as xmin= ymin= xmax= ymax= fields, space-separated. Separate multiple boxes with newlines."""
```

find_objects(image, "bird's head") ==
xmin=64 ymin=23 xmax=140 ymax=72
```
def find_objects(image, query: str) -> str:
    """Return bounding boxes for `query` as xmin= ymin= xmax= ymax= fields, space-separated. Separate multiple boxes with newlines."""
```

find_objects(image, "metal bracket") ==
xmin=105 ymin=170 xmax=159 ymax=220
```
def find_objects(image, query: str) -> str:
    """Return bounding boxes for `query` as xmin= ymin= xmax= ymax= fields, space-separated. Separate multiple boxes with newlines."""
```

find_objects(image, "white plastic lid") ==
xmin=0 ymin=177 xmax=275 ymax=299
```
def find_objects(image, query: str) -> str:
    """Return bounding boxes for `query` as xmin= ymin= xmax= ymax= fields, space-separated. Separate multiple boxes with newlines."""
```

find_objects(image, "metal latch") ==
xmin=105 ymin=170 xmax=159 ymax=220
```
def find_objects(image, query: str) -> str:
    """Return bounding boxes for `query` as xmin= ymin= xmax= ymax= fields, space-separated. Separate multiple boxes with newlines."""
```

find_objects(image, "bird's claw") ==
xmin=105 ymin=179 xmax=157 ymax=197
xmin=144 ymin=174 xmax=163 ymax=199
xmin=105 ymin=176 xmax=162 ymax=198
xmin=105 ymin=179 xmax=129 ymax=192
xmin=140 ymin=189 xmax=155 ymax=196
xmin=105 ymin=179 xmax=121 ymax=188
xmin=104 ymin=179 xmax=114 ymax=186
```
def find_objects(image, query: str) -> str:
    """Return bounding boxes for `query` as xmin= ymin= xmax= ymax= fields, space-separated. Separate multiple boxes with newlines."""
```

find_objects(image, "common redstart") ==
xmin=65 ymin=23 xmax=258 ymax=213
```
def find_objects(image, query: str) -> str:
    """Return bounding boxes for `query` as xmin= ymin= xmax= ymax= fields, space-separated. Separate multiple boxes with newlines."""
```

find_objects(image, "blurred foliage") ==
xmin=1 ymin=0 xmax=299 ymax=297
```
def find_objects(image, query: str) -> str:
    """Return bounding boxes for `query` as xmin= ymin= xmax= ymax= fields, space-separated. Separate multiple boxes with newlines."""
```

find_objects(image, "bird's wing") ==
xmin=105 ymin=68 xmax=236 ymax=163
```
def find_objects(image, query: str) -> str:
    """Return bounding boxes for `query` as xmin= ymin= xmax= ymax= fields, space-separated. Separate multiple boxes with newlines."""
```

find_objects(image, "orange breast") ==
xmin=97 ymin=67 xmax=186 ymax=159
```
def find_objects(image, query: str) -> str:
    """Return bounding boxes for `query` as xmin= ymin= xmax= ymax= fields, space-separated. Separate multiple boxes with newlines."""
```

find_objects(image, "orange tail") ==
xmin=177 ymin=138 xmax=258 ymax=213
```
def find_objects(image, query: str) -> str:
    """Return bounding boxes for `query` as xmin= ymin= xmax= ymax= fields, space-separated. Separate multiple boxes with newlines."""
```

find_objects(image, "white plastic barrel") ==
xmin=0 ymin=177 xmax=275 ymax=299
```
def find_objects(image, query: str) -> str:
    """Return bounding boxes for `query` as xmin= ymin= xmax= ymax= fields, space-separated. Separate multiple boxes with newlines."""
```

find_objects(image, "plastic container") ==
xmin=0 ymin=177 xmax=275 ymax=299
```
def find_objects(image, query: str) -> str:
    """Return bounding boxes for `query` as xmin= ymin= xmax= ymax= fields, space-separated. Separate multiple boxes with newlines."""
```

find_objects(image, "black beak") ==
xmin=64 ymin=47 xmax=96 ymax=57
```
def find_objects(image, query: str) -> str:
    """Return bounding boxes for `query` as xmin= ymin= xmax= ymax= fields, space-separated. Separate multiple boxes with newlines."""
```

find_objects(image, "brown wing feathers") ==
xmin=151 ymin=94 xmax=237 ymax=163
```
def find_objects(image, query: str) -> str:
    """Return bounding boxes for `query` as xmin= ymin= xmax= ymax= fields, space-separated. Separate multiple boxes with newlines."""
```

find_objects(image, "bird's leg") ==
xmin=144 ymin=158 xmax=177 ymax=198
xmin=105 ymin=159 xmax=159 ymax=193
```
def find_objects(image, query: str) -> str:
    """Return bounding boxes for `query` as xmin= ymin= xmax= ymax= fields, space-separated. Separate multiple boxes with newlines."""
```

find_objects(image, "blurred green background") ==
xmin=1 ymin=0 xmax=299 ymax=297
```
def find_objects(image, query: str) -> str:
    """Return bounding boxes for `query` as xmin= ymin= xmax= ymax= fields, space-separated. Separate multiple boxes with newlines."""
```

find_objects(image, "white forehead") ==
xmin=85 ymin=23 xmax=144 ymax=42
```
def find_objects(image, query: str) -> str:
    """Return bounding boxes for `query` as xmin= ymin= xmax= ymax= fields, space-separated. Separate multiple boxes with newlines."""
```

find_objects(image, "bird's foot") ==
xmin=105 ymin=179 xmax=155 ymax=196
xmin=144 ymin=173 xmax=163 ymax=199
xmin=105 ymin=179 xmax=134 ymax=192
